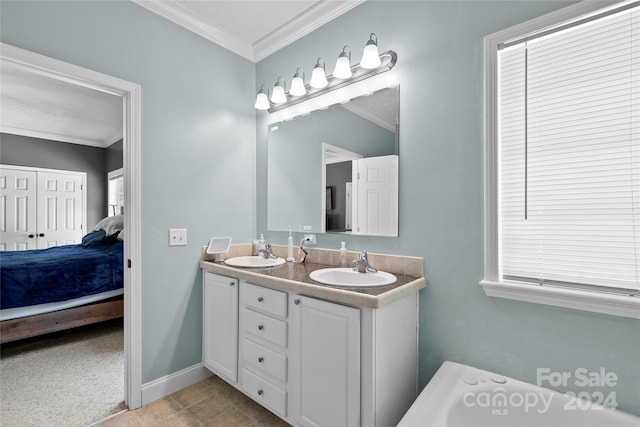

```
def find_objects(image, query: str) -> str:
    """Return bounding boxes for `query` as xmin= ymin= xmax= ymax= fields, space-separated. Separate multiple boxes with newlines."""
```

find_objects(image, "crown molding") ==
xmin=0 ymin=125 xmax=110 ymax=148
xmin=132 ymin=0 xmax=254 ymax=60
xmin=253 ymin=0 xmax=366 ymax=62
xmin=132 ymin=0 xmax=365 ymax=62
xmin=341 ymin=101 xmax=397 ymax=133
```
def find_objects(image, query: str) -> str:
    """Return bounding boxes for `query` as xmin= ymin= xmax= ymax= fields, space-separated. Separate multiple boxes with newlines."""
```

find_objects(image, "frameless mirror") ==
xmin=267 ymin=86 xmax=399 ymax=236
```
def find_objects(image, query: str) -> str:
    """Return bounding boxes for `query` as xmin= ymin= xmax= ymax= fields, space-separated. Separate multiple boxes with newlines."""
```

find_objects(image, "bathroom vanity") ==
xmin=200 ymin=247 xmax=425 ymax=427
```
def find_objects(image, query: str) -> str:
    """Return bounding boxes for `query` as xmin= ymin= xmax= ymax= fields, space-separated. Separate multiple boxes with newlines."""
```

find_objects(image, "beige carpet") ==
xmin=0 ymin=319 xmax=125 ymax=427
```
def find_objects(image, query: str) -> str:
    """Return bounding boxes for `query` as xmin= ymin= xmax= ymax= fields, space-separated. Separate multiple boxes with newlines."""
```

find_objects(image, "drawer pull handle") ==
xmin=229 ymin=281 xmax=235 ymax=287
xmin=294 ymin=299 xmax=301 ymax=305
xmin=258 ymin=356 xmax=264 ymax=363
xmin=258 ymin=324 xmax=264 ymax=331
xmin=257 ymin=389 xmax=264 ymax=396
xmin=257 ymin=296 xmax=264 ymax=302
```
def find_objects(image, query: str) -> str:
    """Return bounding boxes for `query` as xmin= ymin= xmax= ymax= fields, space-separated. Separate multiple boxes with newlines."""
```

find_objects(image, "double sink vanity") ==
xmin=200 ymin=244 xmax=426 ymax=427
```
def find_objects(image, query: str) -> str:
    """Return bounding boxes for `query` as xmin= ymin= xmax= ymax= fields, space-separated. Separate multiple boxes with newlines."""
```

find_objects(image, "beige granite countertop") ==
xmin=200 ymin=259 xmax=426 ymax=309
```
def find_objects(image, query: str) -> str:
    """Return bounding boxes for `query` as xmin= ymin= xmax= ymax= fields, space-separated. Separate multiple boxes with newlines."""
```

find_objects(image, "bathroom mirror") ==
xmin=267 ymin=86 xmax=399 ymax=236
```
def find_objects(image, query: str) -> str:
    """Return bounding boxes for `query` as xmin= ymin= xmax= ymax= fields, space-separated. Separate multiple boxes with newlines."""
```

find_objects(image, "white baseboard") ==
xmin=141 ymin=363 xmax=212 ymax=406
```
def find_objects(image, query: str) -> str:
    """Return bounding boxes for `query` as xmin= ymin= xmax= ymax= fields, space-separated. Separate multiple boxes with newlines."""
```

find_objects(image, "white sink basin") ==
xmin=224 ymin=256 xmax=286 ymax=268
xmin=309 ymin=268 xmax=397 ymax=287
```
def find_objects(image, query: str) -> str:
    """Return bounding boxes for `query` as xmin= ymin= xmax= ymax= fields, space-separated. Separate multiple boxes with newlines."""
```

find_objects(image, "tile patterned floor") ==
xmin=96 ymin=375 xmax=290 ymax=427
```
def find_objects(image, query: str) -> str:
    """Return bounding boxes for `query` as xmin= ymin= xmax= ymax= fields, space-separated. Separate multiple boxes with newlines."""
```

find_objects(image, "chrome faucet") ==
xmin=352 ymin=251 xmax=377 ymax=273
xmin=258 ymin=243 xmax=277 ymax=259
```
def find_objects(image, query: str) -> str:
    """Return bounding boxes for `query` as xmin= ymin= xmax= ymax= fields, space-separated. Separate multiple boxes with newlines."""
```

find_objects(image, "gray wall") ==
xmin=1 ymin=132 xmax=107 ymax=228
xmin=326 ymin=161 xmax=352 ymax=231
xmin=256 ymin=0 xmax=640 ymax=416
xmin=1 ymin=0 xmax=256 ymax=384
xmin=106 ymin=139 xmax=123 ymax=172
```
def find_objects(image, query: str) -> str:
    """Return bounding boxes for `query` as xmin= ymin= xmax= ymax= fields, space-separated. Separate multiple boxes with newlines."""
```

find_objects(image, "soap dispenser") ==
xmin=339 ymin=241 xmax=348 ymax=267
xmin=287 ymin=226 xmax=295 ymax=262
xmin=258 ymin=234 xmax=266 ymax=253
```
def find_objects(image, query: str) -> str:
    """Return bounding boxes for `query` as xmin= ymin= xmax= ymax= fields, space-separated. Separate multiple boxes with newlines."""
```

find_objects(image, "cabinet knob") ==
xmin=257 ymin=389 xmax=263 ymax=396
xmin=38 ymin=233 xmax=45 ymax=237
xmin=258 ymin=324 xmax=264 ymax=331
xmin=229 ymin=281 xmax=235 ymax=287
xmin=28 ymin=234 xmax=35 ymax=238
xmin=294 ymin=299 xmax=301 ymax=305
xmin=257 ymin=296 xmax=264 ymax=303
xmin=258 ymin=356 xmax=264 ymax=363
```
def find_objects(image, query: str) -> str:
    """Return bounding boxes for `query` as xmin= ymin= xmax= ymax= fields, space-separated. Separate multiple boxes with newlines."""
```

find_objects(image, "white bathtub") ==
xmin=398 ymin=361 xmax=639 ymax=427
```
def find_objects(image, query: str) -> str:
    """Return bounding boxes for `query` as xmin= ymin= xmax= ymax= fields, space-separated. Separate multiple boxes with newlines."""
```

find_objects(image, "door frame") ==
xmin=1 ymin=42 xmax=143 ymax=409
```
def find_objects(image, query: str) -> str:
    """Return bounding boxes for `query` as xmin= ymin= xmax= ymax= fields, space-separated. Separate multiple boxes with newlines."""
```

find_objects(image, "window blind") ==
xmin=498 ymin=5 xmax=639 ymax=292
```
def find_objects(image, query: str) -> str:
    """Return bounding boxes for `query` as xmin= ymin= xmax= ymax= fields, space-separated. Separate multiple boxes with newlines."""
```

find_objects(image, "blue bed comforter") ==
xmin=0 ymin=240 xmax=124 ymax=310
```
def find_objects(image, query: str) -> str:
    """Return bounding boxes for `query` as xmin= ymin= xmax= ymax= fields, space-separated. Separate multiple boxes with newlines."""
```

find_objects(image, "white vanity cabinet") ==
xmin=239 ymin=282 xmax=289 ymax=417
xmin=202 ymin=268 xmax=420 ymax=427
xmin=289 ymin=294 xmax=361 ymax=427
xmin=202 ymin=271 xmax=239 ymax=382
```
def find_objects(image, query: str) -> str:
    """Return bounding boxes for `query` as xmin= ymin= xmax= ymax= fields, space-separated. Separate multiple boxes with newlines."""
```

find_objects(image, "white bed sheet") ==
xmin=0 ymin=289 xmax=124 ymax=322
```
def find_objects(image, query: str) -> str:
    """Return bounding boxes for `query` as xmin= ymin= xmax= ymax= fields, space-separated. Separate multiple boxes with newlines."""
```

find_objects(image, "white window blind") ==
xmin=498 ymin=5 xmax=639 ymax=292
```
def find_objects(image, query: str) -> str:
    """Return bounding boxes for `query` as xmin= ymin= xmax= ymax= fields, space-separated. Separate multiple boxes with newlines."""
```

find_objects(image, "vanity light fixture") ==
xmin=255 ymin=33 xmax=397 ymax=113
xmin=289 ymin=68 xmax=307 ymax=96
xmin=270 ymin=77 xmax=287 ymax=104
xmin=360 ymin=33 xmax=382 ymax=69
xmin=309 ymin=58 xmax=328 ymax=89
xmin=332 ymin=46 xmax=352 ymax=79
xmin=254 ymin=85 xmax=270 ymax=110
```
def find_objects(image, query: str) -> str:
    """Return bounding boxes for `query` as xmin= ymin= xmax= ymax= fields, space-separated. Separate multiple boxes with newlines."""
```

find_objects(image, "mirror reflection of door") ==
xmin=352 ymin=154 xmax=398 ymax=236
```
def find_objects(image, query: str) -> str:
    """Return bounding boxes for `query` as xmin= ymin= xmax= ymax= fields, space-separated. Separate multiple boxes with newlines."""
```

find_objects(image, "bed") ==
xmin=0 ymin=216 xmax=125 ymax=343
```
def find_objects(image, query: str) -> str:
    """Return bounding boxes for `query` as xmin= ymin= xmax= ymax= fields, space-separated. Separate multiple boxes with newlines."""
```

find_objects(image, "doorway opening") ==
xmin=0 ymin=42 xmax=142 ymax=410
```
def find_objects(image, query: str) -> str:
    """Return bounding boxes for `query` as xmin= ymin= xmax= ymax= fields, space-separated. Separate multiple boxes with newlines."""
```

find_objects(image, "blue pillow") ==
xmin=80 ymin=229 xmax=107 ymax=247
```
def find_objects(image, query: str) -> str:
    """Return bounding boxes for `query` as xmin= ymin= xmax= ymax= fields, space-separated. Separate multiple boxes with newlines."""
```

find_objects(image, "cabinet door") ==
xmin=203 ymin=271 xmax=238 ymax=382
xmin=290 ymin=295 xmax=360 ymax=427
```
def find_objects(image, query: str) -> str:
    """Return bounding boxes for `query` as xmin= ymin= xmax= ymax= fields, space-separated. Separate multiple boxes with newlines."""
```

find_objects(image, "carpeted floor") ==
xmin=0 ymin=318 xmax=126 ymax=427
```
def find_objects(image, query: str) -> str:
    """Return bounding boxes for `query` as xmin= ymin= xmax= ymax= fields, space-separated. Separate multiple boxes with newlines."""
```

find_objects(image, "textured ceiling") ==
xmin=0 ymin=61 xmax=122 ymax=148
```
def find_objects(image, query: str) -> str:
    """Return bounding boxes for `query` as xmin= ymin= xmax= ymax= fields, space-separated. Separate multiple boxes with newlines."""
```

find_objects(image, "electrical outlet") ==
xmin=303 ymin=234 xmax=316 ymax=245
xmin=169 ymin=228 xmax=187 ymax=246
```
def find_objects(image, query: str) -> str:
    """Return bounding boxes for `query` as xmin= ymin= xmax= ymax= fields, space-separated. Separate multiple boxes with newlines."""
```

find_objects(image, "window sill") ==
xmin=479 ymin=280 xmax=640 ymax=319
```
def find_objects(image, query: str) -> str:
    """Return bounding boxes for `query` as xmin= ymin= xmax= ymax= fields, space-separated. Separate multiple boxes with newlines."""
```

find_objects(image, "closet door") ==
xmin=0 ymin=167 xmax=38 ymax=251
xmin=36 ymin=171 xmax=84 ymax=248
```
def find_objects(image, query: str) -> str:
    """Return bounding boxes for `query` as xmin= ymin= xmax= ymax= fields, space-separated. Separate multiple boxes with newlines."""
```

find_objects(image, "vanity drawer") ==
xmin=242 ymin=283 xmax=287 ymax=318
xmin=243 ymin=338 xmax=287 ymax=382
xmin=243 ymin=309 xmax=288 ymax=347
xmin=243 ymin=368 xmax=287 ymax=416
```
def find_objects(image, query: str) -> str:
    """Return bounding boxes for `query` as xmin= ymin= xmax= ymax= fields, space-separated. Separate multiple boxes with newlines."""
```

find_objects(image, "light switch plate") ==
xmin=169 ymin=228 xmax=187 ymax=246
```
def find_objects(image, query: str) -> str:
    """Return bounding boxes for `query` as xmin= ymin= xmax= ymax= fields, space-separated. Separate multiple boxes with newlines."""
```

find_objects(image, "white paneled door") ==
xmin=0 ymin=165 xmax=86 ymax=251
xmin=353 ymin=155 xmax=398 ymax=236
xmin=36 ymin=171 xmax=84 ymax=248
xmin=0 ymin=167 xmax=37 ymax=250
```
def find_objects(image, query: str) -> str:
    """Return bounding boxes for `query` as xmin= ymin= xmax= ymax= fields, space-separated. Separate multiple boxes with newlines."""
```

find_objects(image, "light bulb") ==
xmin=360 ymin=33 xmax=381 ymax=69
xmin=254 ymin=91 xmax=270 ymax=110
xmin=290 ymin=68 xmax=306 ymax=96
xmin=255 ymin=85 xmax=270 ymax=110
xmin=310 ymin=58 xmax=328 ymax=89
xmin=270 ymin=77 xmax=287 ymax=104
xmin=332 ymin=46 xmax=352 ymax=79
